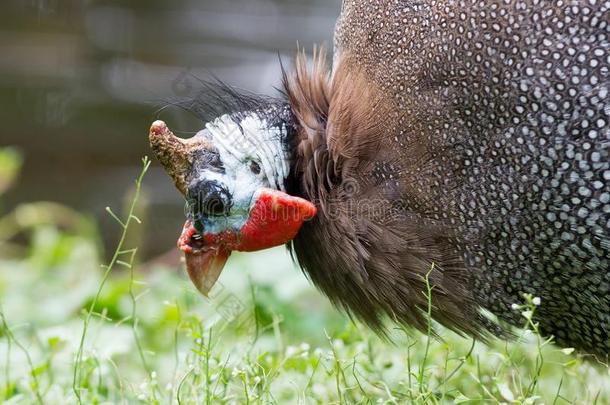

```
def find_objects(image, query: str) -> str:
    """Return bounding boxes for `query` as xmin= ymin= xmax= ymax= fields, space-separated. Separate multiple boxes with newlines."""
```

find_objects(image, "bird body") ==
xmin=151 ymin=0 xmax=610 ymax=358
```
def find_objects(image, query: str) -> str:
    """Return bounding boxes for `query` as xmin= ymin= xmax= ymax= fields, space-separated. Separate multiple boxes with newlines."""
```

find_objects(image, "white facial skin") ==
xmin=191 ymin=113 xmax=291 ymax=233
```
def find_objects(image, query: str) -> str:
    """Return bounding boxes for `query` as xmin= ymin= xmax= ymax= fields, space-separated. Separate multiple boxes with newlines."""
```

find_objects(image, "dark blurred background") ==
xmin=0 ymin=0 xmax=340 ymax=258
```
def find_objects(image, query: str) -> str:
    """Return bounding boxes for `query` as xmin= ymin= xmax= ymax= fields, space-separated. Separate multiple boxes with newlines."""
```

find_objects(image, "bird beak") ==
xmin=177 ymin=222 xmax=231 ymax=296
xmin=150 ymin=120 xmax=230 ymax=296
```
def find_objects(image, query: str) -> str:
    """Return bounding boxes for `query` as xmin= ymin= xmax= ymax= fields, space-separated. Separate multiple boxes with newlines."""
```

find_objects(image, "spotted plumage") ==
xmin=152 ymin=0 xmax=610 ymax=359
xmin=316 ymin=0 xmax=609 ymax=356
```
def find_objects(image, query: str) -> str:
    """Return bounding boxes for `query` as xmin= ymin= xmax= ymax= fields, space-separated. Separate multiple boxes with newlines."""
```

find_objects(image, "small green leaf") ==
xmin=31 ymin=363 xmax=48 ymax=377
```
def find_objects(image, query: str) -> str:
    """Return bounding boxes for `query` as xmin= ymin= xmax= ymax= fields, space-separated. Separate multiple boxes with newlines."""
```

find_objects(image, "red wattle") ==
xmin=236 ymin=188 xmax=317 ymax=251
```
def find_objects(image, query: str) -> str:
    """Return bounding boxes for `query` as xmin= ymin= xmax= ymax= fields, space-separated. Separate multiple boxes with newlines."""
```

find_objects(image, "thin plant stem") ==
xmin=72 ymin=156 xmax=151 ymax=403
xmin=0 ymin=310 xmax=44 ymax=404
xmin=417 ymin=263 xmax=435 ymax=396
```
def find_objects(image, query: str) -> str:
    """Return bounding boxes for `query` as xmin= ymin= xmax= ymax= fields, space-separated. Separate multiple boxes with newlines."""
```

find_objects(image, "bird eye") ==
xmin=249 ymin=160 xmax=261 ymax=175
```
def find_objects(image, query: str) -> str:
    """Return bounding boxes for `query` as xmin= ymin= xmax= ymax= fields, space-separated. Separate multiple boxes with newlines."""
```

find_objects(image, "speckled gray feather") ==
xmin=288 ymin=0 xmax=609 ymax=358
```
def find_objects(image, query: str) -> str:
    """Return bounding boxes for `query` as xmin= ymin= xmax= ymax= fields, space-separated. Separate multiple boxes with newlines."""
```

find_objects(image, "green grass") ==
xmin=0 ymin=156 xmax=608 ymax=404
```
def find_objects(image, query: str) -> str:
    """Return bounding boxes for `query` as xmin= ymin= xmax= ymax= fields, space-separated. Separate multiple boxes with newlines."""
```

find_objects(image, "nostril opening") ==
xmin=188 ymin=231 xmax=205 ymax=250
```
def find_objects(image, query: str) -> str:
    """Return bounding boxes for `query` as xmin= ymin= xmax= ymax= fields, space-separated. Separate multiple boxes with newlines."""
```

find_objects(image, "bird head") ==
xmin=149 ymin=106 xmax=316 ymax=296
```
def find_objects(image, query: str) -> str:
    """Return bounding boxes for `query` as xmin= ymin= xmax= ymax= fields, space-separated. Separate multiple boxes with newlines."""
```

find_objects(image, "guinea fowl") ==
xmin=150 ymin=0 xmax=610 ymax=359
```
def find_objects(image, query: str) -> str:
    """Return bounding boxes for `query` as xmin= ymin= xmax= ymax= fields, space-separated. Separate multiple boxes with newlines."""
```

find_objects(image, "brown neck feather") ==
xmin=283 ymin=49 xmax=502 ymax=340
